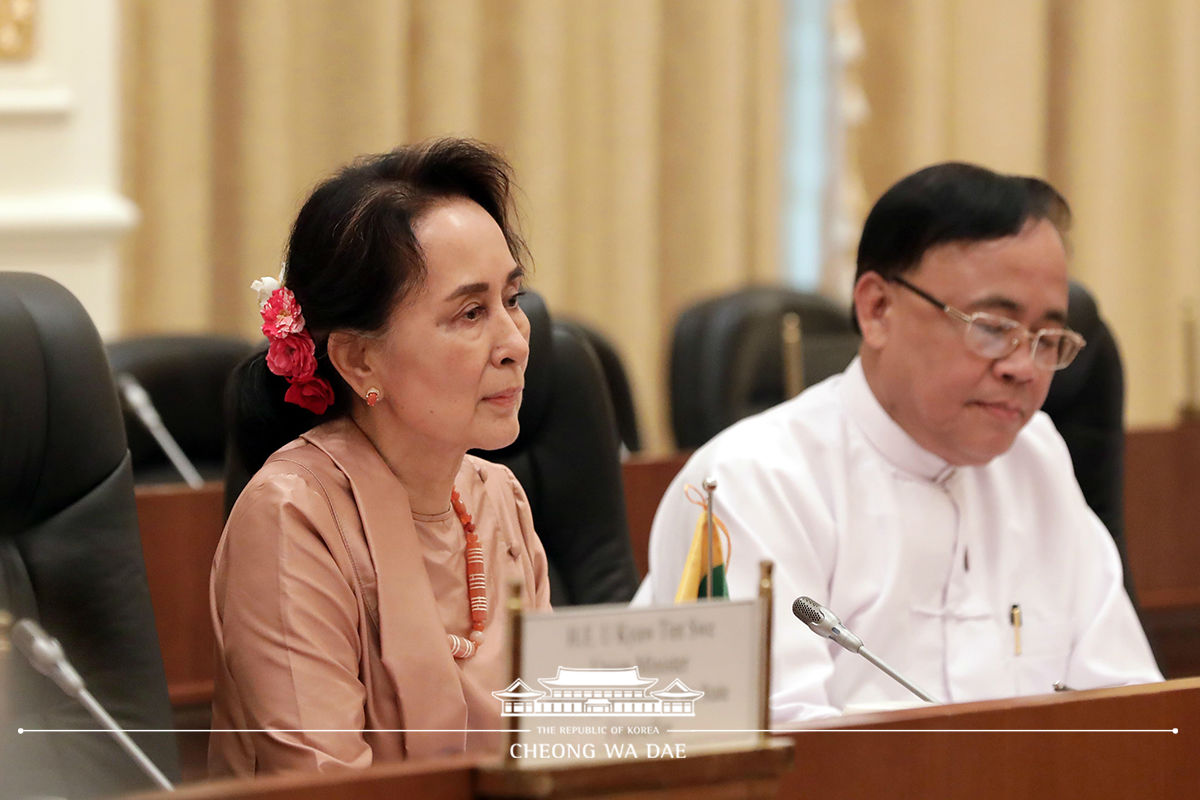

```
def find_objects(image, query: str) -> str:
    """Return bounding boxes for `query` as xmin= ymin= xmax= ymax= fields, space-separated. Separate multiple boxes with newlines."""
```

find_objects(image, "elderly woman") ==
xmin=209 ymin=139 xmax=551 ymax=776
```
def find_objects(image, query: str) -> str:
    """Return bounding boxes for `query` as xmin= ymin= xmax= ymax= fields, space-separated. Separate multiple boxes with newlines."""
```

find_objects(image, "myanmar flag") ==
xmin=674 ymin=486 xmax=731 ymax=602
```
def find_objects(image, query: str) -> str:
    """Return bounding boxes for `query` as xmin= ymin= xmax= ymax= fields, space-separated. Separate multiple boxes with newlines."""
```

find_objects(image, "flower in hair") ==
xmin=251 ymin=275 xmax=281 ymax=307
xmin=284 ymin=374 xmax=336 ymax=415
xmin=260 ymin=287 xmax=306 ymax=340
xmin=266 ymin=329 xmax=318 ymax=382
xmin=251 ymin=274 xmax=334 ymax=415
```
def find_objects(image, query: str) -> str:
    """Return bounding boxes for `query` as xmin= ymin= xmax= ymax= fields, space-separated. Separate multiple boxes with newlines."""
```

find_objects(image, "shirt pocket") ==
xmin=1011 ymin=609 xmax=1071 ymax=696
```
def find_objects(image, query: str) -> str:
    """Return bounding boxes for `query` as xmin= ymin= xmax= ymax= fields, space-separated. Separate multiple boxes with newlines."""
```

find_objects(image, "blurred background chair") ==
xmin=1043 ymin=281 xmax=1137 ymax=603
xmin=224 ymin=290 xmax=641 ymax=607
xmin=0 ymin=273 xmax=179 ymax=797
xmin=107 ymin=335 xmax=253 ymax=485
xmin=557 ymin=317 xmax=642 ymax=456
xmin=669 ymin=286 xmax=860 ymax=449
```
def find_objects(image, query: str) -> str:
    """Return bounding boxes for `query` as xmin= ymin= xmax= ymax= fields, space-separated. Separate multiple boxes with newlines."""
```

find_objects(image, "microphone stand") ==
xmin=856 ymin=645 xmax=938 ymax=704
xmin=12 ymin=619 xmax=174 ymax=792
xmin=116 ymin=373 xmax=204 ymax=490
xmin=793 ymin=595 xmax=940 ymax=705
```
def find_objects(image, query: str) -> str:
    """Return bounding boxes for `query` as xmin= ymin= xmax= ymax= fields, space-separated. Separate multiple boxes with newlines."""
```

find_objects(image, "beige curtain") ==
xmin=855 ymin=0 xmax=1200 ymax=429
xmin=120 ymin=0 xmax=784 ymax=454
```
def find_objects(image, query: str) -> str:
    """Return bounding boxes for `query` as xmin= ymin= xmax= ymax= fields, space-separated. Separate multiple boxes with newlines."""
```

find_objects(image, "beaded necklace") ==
xmin=447 ymin=487 xmax=487 ymax=659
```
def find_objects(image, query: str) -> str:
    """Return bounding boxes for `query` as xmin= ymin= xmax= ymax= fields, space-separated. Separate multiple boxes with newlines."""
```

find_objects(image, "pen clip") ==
xmin=1009 ymin=603 xmax=1022 ymax=656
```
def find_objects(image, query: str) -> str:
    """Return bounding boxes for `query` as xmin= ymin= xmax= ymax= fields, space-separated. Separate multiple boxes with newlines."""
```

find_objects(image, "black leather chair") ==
xmin=1043 ymin=281 xmax=1136 ymax=601
xmin=0 ymin=273 xmax=179 ymax=798
xmin=224 ymin=291 xmax=640 ymax=607
xmin=670 ymin=286 xmax=860 ymax=448
xmin=557 ymin=317 xmax=642 ymax=455
xmin=107 ymin=335 xmax=253 ymax=484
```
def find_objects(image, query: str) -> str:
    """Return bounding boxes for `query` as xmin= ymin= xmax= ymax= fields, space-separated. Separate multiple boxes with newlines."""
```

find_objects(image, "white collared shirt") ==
xmin=635 ymin=358 xmax=1161 ymax=723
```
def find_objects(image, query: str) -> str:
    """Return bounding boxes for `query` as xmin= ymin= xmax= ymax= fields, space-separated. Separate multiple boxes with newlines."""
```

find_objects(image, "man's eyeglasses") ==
xmin=890 ymin=276 xmax=1086 ymax=371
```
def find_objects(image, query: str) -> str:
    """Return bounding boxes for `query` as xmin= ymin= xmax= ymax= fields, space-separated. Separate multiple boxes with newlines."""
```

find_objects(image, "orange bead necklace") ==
xmin=448 ymin=487 xmax=487 ymax=659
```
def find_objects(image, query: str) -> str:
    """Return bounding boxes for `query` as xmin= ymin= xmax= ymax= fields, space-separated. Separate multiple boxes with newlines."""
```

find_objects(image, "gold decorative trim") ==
xmin=0 ymin=0 xmax=35 ymax=61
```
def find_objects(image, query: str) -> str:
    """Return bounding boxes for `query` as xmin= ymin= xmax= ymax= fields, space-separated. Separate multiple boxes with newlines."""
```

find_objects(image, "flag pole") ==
xmin=702 ymin=477 xmax=717 ymax=599
xmin=503 ymin=579 xmax=523 ymax=764
xmin=758 ymin=560 xmax=774 ymax=739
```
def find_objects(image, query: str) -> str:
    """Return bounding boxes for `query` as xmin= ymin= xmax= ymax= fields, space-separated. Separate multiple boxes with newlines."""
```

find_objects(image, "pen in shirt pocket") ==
xmin=1010 ymin=603 xmax=1022 ymax=656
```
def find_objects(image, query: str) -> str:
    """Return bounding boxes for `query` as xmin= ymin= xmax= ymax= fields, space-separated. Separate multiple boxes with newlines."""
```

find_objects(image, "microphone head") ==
xmin=11 ymin=619 xmax=85 ymax=695
xmin=11 ymin=619 xmax=59 ymax=670
xmin=792 ymin=595 xmax=824 ymax=625
xmin=116 ymin=373 xmax=150 ymax=406
xmin=792 ymin=596 xmax=865 ymax=653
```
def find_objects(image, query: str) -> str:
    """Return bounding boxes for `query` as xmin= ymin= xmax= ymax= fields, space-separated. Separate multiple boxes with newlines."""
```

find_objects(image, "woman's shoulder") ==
xmin=462 ymin=454 xmax=518 ymax=486
xmin=248 ymin=436 xmax=339 ymax=486
xmin=240 ymin=418 xmax=368 ymax=488
xmin=230 ymin=436 xmax=348 ymax=519
xmin=461 ymin=455 xmax=530 ymax=511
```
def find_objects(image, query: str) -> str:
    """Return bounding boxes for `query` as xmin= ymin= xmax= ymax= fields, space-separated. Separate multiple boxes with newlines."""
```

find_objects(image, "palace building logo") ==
xmin=492 ymin=666 xmax=704 ymax=717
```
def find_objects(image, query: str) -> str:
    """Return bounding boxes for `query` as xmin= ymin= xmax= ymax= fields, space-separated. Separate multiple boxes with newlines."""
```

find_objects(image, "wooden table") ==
xmin=780 ymin=678 xmax=1199 ymax=799
xmin=124 ymin=680 xmax=1199 ymax=799
xmin=1125 ymin=422 xmax=1200 ymax=677
xmin=135 ymin=482 xmax=225 ymax=708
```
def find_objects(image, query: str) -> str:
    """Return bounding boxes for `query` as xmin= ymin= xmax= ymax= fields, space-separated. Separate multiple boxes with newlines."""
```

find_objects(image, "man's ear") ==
xmin=853 ymin=272 xmax=893 ymax=349
xmin=326 ymin=330 xmax=375 ymax=396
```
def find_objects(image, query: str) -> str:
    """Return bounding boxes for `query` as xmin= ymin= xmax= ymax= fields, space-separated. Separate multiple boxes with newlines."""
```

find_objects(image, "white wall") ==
xmin=0 ymin=0 xmax=135 ymax=336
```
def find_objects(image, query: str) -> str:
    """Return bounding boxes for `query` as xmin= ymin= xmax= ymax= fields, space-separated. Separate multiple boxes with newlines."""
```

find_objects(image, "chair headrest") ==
xmin=0 ymin=273 xmax=127 ymax=537
xmin=670 ymin=285 xmax=859 ymax=447
xmin=1044 ymin=280 xmax=1114 ymax=409
xmin=697 ymin=286 xmax=854 ymax=334
xmin=107 ymin=335 xmax=252 ymax=466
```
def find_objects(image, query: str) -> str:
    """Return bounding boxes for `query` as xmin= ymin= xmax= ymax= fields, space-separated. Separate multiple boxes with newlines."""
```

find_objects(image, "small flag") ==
xmin=674 ymin=484 xmax=731 ymax=602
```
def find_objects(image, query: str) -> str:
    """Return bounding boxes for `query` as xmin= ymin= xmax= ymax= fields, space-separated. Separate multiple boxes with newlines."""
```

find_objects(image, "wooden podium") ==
xmin=782 ymin=677 xmax=1200 ymax=799
xmin=126 ymin=679 xmax=1197 ymax=799
xmin=135 ymin=481 xmax=225 ymax=709
xmin=128 ymin=742 xmax=794 ymax=800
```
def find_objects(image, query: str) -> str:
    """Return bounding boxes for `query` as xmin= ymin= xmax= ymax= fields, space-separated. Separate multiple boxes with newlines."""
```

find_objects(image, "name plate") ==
xmin=493 ymin=599 xmax=764 ymax=765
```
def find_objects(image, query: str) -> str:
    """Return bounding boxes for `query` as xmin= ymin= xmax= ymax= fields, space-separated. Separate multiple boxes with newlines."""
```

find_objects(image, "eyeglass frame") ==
xmin=888 ymin=275 xmax=1086 ymax=371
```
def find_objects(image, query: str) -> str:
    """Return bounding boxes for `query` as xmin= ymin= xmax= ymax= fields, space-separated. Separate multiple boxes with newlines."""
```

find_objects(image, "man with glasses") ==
xmin=636 ymin=162 xmax=1160 ymax=721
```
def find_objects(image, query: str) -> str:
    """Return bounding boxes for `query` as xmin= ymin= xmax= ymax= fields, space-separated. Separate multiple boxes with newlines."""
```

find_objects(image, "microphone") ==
xmin=116 ymin=373 xmax=204 ymax=489
xmin=792 ymin=596 xmax=940 ymax=704
xmin=12 ymin=619 xmax=175 ymax=792
xmin=792 ymin=595 xmax=864 ymax=652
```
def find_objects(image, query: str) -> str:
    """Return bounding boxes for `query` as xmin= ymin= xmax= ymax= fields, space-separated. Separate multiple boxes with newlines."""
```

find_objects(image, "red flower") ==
xmin=266 ymin=330 xmax=318 ymax=381
xmin=260 ymin=287 xmax=306 ymax=339
xmin=284 ymin=375 xmax=335 ymax=415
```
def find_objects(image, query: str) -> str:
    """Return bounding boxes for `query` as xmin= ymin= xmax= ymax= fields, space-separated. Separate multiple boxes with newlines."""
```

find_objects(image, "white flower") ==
xmin=251 ymin=276 xmax=281 ymax=309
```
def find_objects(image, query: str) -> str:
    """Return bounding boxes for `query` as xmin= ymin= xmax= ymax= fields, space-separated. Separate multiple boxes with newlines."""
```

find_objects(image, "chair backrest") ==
xmin=107 ymin=335 xmax=253 ymax=483
xmin=556 ymin=317 xmax=642 ymax=454
xmin=1042 ymin=281 xmax=1135 ymax=600
xmin=670 ymin=286 xmax=860 ymax=448
xmin=223 ymin=291 xmax=640 ymax=607
xmin=0 ymin=273 xmax=179 ymax=797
